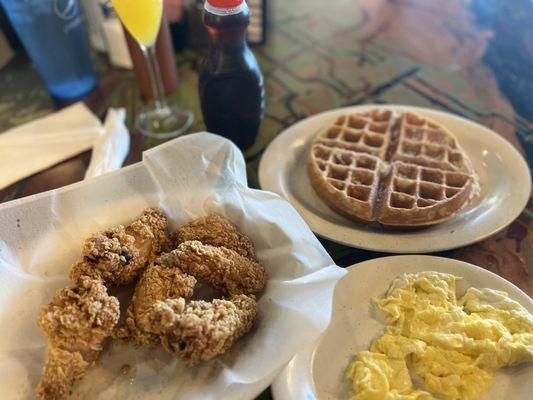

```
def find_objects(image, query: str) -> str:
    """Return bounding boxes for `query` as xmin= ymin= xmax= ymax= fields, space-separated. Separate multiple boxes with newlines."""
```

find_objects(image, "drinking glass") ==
xmin=111 ymin=0 xmax=193 ymax=138
xmin=1 ymin=0 xmax=97 ymax=101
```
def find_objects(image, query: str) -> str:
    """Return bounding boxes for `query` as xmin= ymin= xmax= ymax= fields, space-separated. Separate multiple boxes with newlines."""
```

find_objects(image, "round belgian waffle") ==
xmin=307 ymin=109 xmax=478 ymax=227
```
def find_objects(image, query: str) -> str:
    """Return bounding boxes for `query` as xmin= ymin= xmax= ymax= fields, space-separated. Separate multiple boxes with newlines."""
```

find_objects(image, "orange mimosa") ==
xmin=111 ymin=0 xmax=163 ymax=47
xmin=110 ymin=0 xmax=193 ymax=138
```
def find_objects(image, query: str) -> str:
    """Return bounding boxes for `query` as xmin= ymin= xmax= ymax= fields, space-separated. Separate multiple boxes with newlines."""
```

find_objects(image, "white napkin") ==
xmin=84 ymin=108 xmax=130 ymax=179
xmin=0 ymin=102 xmax=130 ymax=189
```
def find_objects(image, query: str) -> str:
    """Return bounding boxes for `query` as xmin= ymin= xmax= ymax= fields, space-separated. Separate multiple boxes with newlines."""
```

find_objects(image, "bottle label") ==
xmin=205 ymin=2 xmax=248 ymax=16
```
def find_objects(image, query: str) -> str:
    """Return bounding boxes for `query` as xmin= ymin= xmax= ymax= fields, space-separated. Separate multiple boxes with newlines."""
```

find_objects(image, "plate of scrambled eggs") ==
xmin=272 ymin=255 xmax=533 ymax=400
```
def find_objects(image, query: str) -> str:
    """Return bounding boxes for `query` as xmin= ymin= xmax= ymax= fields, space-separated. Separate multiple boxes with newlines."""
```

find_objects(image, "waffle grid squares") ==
xmin=388 ymin=164 xmax=470 ymax=210
xmin=317 ymin=111 xmax=394 ymax=158
xmin=397 ymin=113 xmax=466 ymax=171
xmin=309 ymin=109 xmax=476 ymax=225
xmin=311 ymin=145 xmax=378 ymax=203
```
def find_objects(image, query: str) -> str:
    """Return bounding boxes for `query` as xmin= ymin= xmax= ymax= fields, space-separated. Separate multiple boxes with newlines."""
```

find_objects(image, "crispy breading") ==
xmin=170 ymin=214 xmax=256 ymax=259
xmin=127 ymin=208 xmax=170 ymax=262
xmin=36 ymin=278 xmax=120 ymax=400
xmin=36 ymin=209 xmax=265 ymax=396
xmin=169 ymin=241 xmax=267 ymax=295
xmin=69 ymin=208 xmax=169 ymax=286
xmin=115 ymin=215 xmax=264 ymax=366
xmin=114 ymin=261 xmax=197 ymax=347
xmin=148 ymin=294 xmax=258 ymax=365
xmin=36 ymin=348 xmax=88 ymax=400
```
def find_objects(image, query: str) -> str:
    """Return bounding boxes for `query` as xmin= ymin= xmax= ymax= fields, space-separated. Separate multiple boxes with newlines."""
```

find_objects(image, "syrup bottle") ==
xmin=199 ymin=0 xmax=264 ymax=150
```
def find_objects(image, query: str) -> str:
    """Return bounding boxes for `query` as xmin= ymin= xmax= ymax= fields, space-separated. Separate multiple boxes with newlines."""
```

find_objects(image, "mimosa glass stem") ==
xmin=141 ymin=45 xmax=168 ymax=112
xmin=118 ymin=5 xmax=194 ymax=139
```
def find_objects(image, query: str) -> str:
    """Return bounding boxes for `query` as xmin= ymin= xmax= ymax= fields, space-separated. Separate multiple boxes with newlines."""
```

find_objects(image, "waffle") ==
xmin=307 ymin=109 xmax=478 ymax=227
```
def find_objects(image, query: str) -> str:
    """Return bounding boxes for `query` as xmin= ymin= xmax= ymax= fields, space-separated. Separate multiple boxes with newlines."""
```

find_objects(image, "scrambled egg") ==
xmin=346 ymin=272 xmax=533 ymax=400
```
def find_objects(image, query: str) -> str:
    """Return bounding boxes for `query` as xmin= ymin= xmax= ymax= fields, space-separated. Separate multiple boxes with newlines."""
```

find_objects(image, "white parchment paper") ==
xmin=0 ymin=133 xmax=346 ymax=400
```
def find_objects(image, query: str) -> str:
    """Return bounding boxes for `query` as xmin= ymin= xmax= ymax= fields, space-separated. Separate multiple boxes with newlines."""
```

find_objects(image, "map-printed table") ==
xmin=0 ymin=0 xmax=531 ymax=300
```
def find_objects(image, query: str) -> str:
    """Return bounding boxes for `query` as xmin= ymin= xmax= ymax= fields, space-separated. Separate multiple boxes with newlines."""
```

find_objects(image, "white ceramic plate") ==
xmin=272 ymin=256 xmax=533 ymax=400
xmin=258 ymin=105 xmax=531 ymax=253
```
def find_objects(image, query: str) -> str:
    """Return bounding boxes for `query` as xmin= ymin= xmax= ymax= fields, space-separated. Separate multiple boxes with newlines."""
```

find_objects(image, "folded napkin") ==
xmin=84 ymin=108 xmax=130 ymax=179
xmin=0 ymin=102 xmax=130 ymax=189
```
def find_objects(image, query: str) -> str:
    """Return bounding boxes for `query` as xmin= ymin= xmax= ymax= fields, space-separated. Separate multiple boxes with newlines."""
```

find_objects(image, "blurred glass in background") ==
xmin=0 ymin=0 xmax=96 ymax=101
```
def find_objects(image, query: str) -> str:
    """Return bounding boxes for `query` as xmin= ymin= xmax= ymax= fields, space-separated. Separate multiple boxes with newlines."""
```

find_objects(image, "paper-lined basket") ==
xmin=0 ymin=133 xmax=345 ymax=400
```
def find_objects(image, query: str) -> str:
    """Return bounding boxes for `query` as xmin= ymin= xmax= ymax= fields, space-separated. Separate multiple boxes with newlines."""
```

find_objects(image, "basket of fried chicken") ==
xmin=0 ymin=133 xmax=344 ymax=400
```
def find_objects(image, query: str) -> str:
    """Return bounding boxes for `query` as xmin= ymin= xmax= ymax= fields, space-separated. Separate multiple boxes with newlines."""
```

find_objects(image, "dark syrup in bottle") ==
xmin=199 ymin=0 xmax=264 ymax=150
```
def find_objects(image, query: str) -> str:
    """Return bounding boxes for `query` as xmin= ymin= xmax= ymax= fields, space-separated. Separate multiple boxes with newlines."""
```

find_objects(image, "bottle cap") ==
xmin=207 ymin=0 xmax=244 ymax=8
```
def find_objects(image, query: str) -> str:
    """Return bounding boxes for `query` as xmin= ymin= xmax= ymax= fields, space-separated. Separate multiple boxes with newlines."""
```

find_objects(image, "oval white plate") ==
xmin=258 ymin=105 xmax=531 ymax=253
xmin=272 ymin=256 xmax=533 ymax=400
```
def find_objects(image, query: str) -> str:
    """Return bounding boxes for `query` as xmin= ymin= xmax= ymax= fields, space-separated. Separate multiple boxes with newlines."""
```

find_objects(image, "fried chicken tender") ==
xmin=114 ymin=258 xmax=197 ymax=347
xmin=36 ymin=278 xmax=120 ymax=400
xmin=168 ymin=241 xmax=267 ymax=295
xmin=170 ymin=214 xmax=256 ymax=259
xmin=116 ymin=215 xmax=264 ymax=365
xmin=69 ymin=208 xmax=169 ymax=286
xmin=36 ymin=348 xmax=88 ymax=400
xmin=145 ymin=294 xmax=258 ymax=365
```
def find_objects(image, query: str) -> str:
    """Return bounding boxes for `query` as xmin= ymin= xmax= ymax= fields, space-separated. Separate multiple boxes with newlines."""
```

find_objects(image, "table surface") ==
xmin=1 ymin=0 xmax=531 ymax=296
xmin=2 ymin=2 xmax=533 ymax=271
xmin=0 ymin=0 xmax=531 ymax=397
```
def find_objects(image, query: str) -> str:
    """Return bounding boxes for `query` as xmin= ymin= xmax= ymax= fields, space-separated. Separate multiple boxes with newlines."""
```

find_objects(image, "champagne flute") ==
xmin=111 ymin=0 xmax=193 ymax=138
